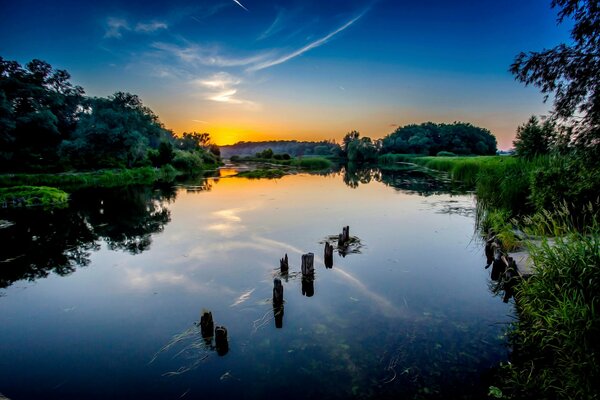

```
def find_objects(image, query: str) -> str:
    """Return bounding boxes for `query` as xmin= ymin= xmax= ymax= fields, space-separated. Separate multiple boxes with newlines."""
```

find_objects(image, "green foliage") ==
xmin=0 ymin=57 xmax=85 ymax=170
xmin=0 ymin=185 xmax=68 ymax=207
xmin=513 ymin=116 xmax=557 ymax=159
xmin=256 ymin=148 xmax=274 ymax=159
xmin=60 ymin=93 xmax=172 ymax=169
xmin=290 ymin=157 xmax=333 ymax=170
xmin=436 ymin=151 xmax=457 ymax=157
xmin=381 ymin=122 xmax=497 ymax=156
xmin=346 ymin=135 xmax=378 ymax=162
xmin=0 ymin=167 xmax=177 ymax=188
xmin=511 ymin=0 xmax=600 ymax=154
xmin=377 ymin=154 xmax=417 ymax=165
xmin=500 ymin=221 xmax=600 ymax=400
xmin=171 ymin=150 xmax=204 ymax=174
xmin=174 ymin=132 xmax=211 ymax=151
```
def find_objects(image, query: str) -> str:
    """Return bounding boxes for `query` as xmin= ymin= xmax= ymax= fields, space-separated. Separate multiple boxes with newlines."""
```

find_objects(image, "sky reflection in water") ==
xmin=0 ymin=171 xmax=512 ymax=399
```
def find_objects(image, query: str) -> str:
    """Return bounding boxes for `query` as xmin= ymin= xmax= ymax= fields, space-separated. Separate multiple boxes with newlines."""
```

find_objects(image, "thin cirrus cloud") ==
xmin=246 ymin=12 xmax=365 ymax=72
xmin=104 ymin=17 xmax=168 ymax=38
xmin=193 ymin=72 xmax=258 ymax=108
xmin=151 ymin=42 xmax=273 ymax=67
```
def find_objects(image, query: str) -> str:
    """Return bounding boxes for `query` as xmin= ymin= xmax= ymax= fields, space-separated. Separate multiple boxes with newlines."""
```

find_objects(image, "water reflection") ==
xmin=343 ymin=163 xmax=461 ymax=195
xmin=0 ymin=185 xmax=175 ymax=289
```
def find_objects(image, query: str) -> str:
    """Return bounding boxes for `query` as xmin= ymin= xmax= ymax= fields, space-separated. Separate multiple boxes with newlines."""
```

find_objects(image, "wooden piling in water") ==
xmin=215 ymin=326 xmax=229 ymax=356
xmin=280 ymin=253 xmax=289 ymax=273
xmin=301 ymin=253 xmax=314 ymax=276
xmin=273 ymin=278 xmax=284 ymax=306
xmin=200 ymin=311 xmax=214 ymax=339
xmin=324 ymin=242 xmax=333 ymax=268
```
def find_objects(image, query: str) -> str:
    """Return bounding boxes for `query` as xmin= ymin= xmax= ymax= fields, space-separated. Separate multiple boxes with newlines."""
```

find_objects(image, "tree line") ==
xmin=0 ymin=57 xmax=219 ymax=173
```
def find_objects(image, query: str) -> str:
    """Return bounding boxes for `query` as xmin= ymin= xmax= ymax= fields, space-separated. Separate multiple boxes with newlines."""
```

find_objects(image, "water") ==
xmin=0 ymin=168 xmax=512 ymax=399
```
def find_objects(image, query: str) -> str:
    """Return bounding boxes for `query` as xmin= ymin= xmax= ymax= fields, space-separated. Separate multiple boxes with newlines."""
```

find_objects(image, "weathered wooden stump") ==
xmin=301 ymin=277 xmax=314 ymax=297
xmin=273 ymin=278 xmax=284 ymax=306
xmin=324 ymin=242 xmax=333 ymax=269
xmin=280 ymin=253 xmax=289 ymax=273
xmin=274 ymin=304 xmax=284 ymax=329
xmin=301 ymin=253 xmax=314 ymax=277
xmin=200 ymin=311 xmax=214 ymax=339
xmin=215 ymin=326 xmax=229 ymax=356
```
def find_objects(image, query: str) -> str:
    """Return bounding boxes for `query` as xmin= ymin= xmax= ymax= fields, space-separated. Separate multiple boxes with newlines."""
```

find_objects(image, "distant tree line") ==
xmin=379 ymin=122 xmax=497 ymax=156
xmin=0 ymin=56 xmax=219 ymax=172
xmin=219 ymin=140 xmax=340 ymax=159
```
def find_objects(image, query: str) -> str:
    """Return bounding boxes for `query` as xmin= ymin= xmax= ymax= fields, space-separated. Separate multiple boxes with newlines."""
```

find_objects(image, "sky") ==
xmin=0 ymin=0 xmax=572 ymax=148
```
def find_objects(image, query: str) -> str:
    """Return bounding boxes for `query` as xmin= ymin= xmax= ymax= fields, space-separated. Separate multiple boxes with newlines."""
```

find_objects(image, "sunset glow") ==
xmin=2 ymin=0 xmax=570 ymax=148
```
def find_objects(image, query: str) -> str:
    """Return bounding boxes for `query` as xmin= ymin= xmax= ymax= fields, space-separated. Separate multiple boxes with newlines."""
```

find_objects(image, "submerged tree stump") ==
xmin=338 ymin=226 xmax=350 ymax=247
xmin=273 ymin=278 xmax=284 ymax=306
xmin=215 ymin=326 xmax=229 ymax=356
xmin=301 ymin=253 xmax=314 ymax=277
xmin=280 ymin=253 xmax=289 ymax=273
xmin=200 ymin=311 xmax=214 ymax=339
xmin=324 ymin=242 xmax=333 ymax=268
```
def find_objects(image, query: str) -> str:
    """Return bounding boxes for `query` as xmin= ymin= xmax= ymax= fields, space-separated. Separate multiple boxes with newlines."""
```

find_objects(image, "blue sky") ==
xmin=0 ymin=0 xmax=571 ymax=147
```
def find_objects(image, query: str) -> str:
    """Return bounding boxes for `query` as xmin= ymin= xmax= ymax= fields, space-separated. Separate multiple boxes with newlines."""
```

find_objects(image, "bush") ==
xmin=436 ymin=151 xmax=457 ymax=157
xmin=171 ymin=150 xmax=203 ymax=173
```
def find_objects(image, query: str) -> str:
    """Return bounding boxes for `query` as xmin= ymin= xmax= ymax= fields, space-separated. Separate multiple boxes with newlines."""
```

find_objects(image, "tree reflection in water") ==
xmin=0 ymin=185 xmax=177 ymax=289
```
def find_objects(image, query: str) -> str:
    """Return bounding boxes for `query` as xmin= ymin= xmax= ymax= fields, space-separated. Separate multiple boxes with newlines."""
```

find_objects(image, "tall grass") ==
xmin=290 ymin=157 xmax=333 ymax=170
xmin=499 ymin=212 xmax=600 ymax=399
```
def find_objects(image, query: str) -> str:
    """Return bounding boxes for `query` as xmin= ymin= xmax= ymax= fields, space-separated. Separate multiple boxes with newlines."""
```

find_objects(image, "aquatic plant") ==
xmin=0 ymin=185 xmax=68 ymax=207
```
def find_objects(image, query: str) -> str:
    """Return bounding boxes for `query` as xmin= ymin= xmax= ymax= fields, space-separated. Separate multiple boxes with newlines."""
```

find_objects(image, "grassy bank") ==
xmin=497 ymin=210 xmax=600 ymax=400
xmin=0 ymin=186 xmax=69 ymax=207
xmin=0 ymin=165 xmax=181 ymax=190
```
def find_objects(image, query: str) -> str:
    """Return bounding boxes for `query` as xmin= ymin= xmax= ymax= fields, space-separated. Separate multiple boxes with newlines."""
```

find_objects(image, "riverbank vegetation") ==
xmin=0 ymin=57 xmax=220 ymax=183
xmin=0 ymin=186 xmax=69 ymax=207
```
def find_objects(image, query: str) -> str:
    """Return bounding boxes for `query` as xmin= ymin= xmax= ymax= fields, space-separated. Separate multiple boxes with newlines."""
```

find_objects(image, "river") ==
xmin=0 ymin=167 xmax=512 ymax=399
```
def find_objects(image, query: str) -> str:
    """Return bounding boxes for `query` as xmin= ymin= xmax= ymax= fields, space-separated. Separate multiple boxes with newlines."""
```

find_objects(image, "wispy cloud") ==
xmin=247 ymin=13 xmax=365 ymax=71
xmin=193 ymin=72 xmax=259 ymax=109
xmin=135 ymin=21 xmax=168 ymax=33
xmin=104 ymin=17 xmax=129 ymax=38
xmin=105 ymin=17 xmax=168 ymax=38
xmin=257 ymin=9 xmax=285 ymax=40
xmin=152 ymin=42 xmax=272 ymax=67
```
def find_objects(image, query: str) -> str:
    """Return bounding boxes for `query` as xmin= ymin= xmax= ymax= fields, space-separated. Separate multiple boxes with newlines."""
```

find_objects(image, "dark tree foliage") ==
xmin=0 ymin=57 xmax=84 ymax=170
xmin=380 ymin=122 xmax=497 ymax=155
xmin=510 ymin=0 xmax=600 ymax=152
xmin=342 ymin=131 xmax=379 ymax=162
xmin=174 ymin=131 xmax=211 ymax=151
xmin=60 ymin=93 xmax=173 ymax=169
xmin=513 ymin=116 xmax=557 ymax=159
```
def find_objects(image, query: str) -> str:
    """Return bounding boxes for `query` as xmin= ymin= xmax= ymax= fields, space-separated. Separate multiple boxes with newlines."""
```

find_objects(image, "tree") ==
xmin=510 ymin=0 xmax=600 ymax=152
xmin=61 ymin=94 xmax=171 ymax=168
xmin=513 ymin=116 xmax=557 ymax=159
xmin=175 ymin=132 xmax=211 ymax=151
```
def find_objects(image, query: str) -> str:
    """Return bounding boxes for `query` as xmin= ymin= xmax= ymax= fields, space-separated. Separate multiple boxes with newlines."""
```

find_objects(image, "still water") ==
xmin=0 ymin=168 xmax=512 ymax=399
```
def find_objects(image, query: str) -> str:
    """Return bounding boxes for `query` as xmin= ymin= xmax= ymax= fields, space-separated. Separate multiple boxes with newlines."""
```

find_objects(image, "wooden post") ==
xmin=343 ymin=226 xmax=350 ymax=243
xmin=301 ymin=253 xmax=314 ymax=276
xmin=302 ymin=277 xmax=314 ymax=297
xmin=274 ymin=304 xmax=284 ymax=329
xmin=338 ymin=226 xmax=350 ymax=247
xmin=273 ymin=278 xmax=284 ymax=306
xmin=324 ymin=242 xmax=333 ymax=268
xmin=200 ymin=311 xmax=214 ymax=339
xmin=280 ymin=253 xmax=289 ymax=273
xmin=215 ymin=326 xmax=229 ymax=356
